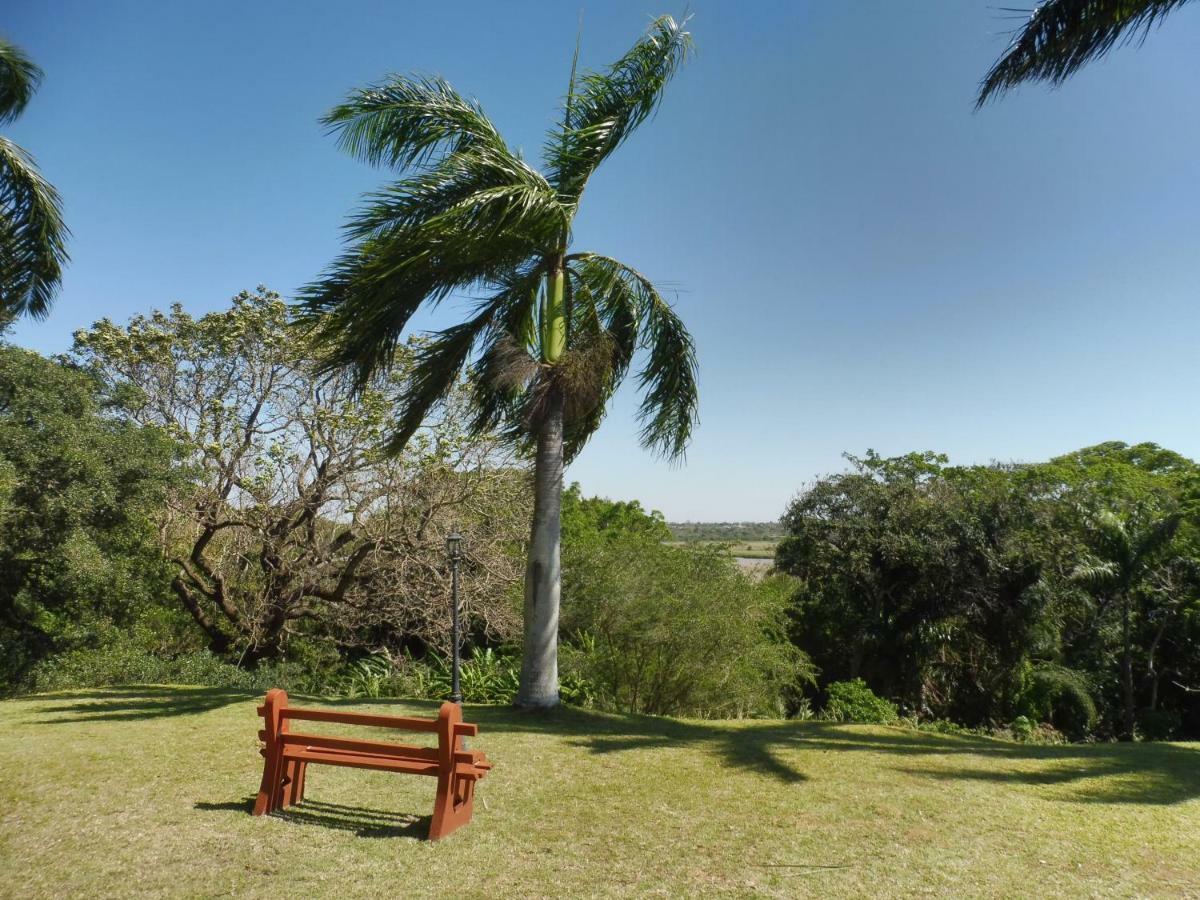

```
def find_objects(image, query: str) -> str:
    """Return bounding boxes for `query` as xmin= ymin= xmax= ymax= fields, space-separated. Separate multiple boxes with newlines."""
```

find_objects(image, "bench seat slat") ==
xmin=284 ymin=748 xmax=442 ymax=776
xmin=280 ymin=732 xmax=440 ymax=761
xmin=281 ymin=707 xmax=440 ymax=732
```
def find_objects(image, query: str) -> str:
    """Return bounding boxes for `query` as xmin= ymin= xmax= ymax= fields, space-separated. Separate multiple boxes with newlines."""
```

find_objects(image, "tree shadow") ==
xmin=194 ymin=797 xmax=429 ymax=839
xmin=29 ymin=685 xmax=257 ymax=724
xmin=463 ymin=706 xmax=1200 ymax=805
xmin=27 ymin=688 xmax=1200 ymax=806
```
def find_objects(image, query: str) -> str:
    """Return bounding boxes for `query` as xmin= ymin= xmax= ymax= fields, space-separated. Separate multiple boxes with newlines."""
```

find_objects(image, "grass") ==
xmin=665 ymin=539 xmax=778 ymax=559
xmin=2 ymin=687 xmax=1198 ymax=898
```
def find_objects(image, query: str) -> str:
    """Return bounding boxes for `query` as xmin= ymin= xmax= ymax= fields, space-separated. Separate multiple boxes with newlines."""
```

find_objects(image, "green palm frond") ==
xmin=1071 ymin=558 xmax=1119 ymax=592
xmin=0 ymin=39 xmax=41 ymax=125
xmin=977 ymin=0 xmax=1194 ymax=107
xmin=304 ymin=19 xmax=697 ymax=461
xmin=1131 ymin=512 xmax=1181 ymax=569
xmin=385 ymin=289 xmax=516 ymax=454
xmin=568 ymin=253 xmax=698 ymax=459
xmin=323 ymin=75 xmax=509 ymax=170
xmin=0 ymin=137 xmax=69 ymax=319
xmin=547 ymin=15 xmax=692 ymax=203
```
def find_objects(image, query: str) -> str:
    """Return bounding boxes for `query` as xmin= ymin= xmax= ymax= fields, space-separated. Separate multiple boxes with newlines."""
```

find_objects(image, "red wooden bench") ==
xmin=252 ymin=689 xmax=492 ymax=840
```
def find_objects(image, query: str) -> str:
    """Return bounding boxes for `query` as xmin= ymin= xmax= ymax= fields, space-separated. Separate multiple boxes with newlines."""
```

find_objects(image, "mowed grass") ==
xmin=2 ymin=689 xmax=1198 ymax=898
xmin=666 ymin=540 xmax=778 ymax=559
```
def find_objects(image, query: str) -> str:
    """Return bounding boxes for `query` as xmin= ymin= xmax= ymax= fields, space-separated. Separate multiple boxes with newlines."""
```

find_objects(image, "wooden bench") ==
xmin=252 ymin=689 xmax=492 ymax=840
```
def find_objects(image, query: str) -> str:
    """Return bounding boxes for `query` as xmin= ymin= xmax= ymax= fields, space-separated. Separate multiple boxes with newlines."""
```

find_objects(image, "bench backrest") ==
xmin=257 ymin=689 xmax=478 ymax=757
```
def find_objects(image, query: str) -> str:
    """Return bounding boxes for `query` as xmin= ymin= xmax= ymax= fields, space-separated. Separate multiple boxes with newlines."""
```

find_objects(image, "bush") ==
xmin=1017 ymin=665 xmax=1097 ymax=740
xmin=1137 ymin=708 xmax=1181 ymax=741
xmin=23 ymin=645 xmax=319 ymax=694
xmin=561 ymin=538 xmax=813 ymax=718
xmin=822 ymin=679 xmax=899 ymax=724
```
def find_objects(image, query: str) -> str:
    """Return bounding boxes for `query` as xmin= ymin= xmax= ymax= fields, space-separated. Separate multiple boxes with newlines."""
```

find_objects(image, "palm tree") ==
xmin=299 ymin=16 xmax=699 ymax=707
xmin=977 ymin=0 xmax=1196 ymax=107
xmin=0 ymin=38 xmax=68 ymax=319
xmin=1071 ymin=509 xmax=1180 ymax=740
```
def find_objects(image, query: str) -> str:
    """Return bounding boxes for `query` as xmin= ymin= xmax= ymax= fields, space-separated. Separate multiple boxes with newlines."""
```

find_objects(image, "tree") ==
xmin=74 ymin=289 xmax=528 ymax=664
xmin=1071 ymin=509 xmax=1181 ymax=739
xmin=0 ymin=38 xmax=68 ymax=319
xmin=0 ymin=345 xmax=176 ymax=686
xmin=299 ymin=16 xmax=699 ymax=707
xmin=977 ymin=0 xmax=1196 ymax=106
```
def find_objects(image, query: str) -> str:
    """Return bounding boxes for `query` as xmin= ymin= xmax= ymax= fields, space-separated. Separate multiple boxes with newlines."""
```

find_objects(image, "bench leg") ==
xmin=282 ymin=759 xmax=306 ymax=808
xmin=293 ymin=761 xmax=307 ymax=804
xmin=253 ymin=748 xmax=283 ymax=816
xmin=429 ymin=773 xmax=476 ymax=841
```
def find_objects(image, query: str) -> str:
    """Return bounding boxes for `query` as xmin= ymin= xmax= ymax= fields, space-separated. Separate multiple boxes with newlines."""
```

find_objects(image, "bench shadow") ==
xmin=194 ymin=798 xmax=430 ymax=839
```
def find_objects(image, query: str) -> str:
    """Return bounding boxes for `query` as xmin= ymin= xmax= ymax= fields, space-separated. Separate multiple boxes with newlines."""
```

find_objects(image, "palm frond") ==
xmin=0 ymin=137 xmax=69 ymax=319
xmin=323 ymin=74 xmax=510 ymax=171
xmin=1132 ymin=512 xmax=1181 ymax=569
xmin=546 ymin=15 xmax=692 ymax=202
xmin=1071 ymin=558 xmax=1119 ymax=591
xmin=0 ymin=39 xmax=41 ymax=125
xmin=567 ymin=253 xmax=697 ymax=459
xmin=385 ymin=289 xmax=517 ymax=454
xmin=297 ymin=151 xmax=563 ymax=388
xmin=977 ymin=0 xmax=1194 ymax=107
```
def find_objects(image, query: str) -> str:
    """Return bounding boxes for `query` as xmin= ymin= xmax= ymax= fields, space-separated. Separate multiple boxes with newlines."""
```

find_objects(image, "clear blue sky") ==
xmin=7 ymin=1 xmax=1200 ymax=520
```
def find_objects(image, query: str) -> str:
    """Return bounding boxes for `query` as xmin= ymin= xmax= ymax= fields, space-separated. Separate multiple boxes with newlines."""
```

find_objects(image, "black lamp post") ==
xmin=445 ymin=530 xmax=463 ymax=704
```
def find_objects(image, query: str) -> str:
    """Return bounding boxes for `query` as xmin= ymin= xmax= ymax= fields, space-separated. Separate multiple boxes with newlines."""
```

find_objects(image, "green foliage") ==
xmin=562 ymin=538 xmax=812 ymax=718
xmin=1137 ymin=708 xmax=1182 ymax=742
xmin=24 ymin=645 xmax=317 ymax=695
xmin=0 ymin=346 xmax=178 ymax=687
xmin=1017 ymin=665 xmax=1098 ymax=740
xmin=326 ymin=649 xmax=597 ymax=707
xmin=822 ymin=679 xmax=899 ymax=724
xmin=0 ymin=39 xmax=69 ymax=319
xmin=781 ymin=443 xmax=1200 ymax=739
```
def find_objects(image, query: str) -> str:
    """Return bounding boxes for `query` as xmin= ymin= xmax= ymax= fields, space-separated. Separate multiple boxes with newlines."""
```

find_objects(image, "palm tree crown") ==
xmin=0 ymin=38 xmax=68 ymax=319
xmin=977 ymin=0 xmax=1195 ymax=107
xmin=299 ymin=15 xmax=698 ymax=463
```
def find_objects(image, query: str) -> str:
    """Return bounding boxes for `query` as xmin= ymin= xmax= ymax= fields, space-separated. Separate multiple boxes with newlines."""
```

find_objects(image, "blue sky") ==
xmin=6 ymin=1 xmax=1200 ymax=520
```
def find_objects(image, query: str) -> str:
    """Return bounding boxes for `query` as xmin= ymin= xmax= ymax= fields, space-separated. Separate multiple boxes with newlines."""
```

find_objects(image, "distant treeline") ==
xmin=668 ymin=521 xmax=783 ymax=542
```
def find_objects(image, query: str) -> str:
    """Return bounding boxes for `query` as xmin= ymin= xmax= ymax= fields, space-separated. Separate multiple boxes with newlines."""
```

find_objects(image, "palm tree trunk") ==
xmin=517 ymin=387 xmax=563 ymax=708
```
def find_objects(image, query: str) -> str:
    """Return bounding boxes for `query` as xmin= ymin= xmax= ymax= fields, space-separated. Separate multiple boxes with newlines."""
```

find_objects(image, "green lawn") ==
xmin=666 ymin=540 xmax=778 ymax=559
xmin=2 ymin=688 xmax=1198 ymax=898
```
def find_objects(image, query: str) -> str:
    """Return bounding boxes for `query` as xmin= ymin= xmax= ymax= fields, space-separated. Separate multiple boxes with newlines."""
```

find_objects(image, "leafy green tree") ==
xmin=0 ymin=39 xmax=68 ymax=319
xmin=74 ymin=289 xmax=528 ymax=664
xmin=0 ymin=345 xmax=176 ymax=686
xmin=560 ymin=487 xmax=811 ymax=717
xmin=299 ymin=17 xmax=699 ymax=707
xmin=977 ymin=0 xmax=1196 ymax=106
xmin=1071 ymin=509 xmax=1181 ymax=740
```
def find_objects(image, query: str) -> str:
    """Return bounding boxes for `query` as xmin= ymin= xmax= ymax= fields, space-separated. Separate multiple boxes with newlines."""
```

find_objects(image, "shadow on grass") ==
xmin=29 ymin=685 xmax=257 ymax=723
xmin=456 ymin=705 xmax=1200 ymax=806
xmin=28 ymin=687 xmax=1200 ymax=806
xmin=195 ymin=798 xmax=429 ymax=839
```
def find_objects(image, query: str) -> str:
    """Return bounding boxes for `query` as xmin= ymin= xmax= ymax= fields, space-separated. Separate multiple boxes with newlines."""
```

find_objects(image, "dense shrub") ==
xmin=822 ymin=679 xmax=899 ymax=724
xmin=1137 ymin=708 xmax=1182 ymax=741
xmin=1018 ymin=665 xmax=1097 ymax=740
xmin=24 ymin=645 xmax=319 ymax=694
xmin=561 ymin=536 xmax=813 ymax=718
